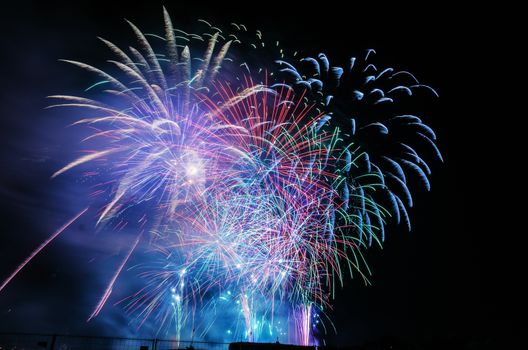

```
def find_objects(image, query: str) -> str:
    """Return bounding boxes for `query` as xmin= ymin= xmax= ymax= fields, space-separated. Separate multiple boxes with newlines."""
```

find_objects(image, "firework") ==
xmin=274 ymin=50 xmax=442 ymax=232
xmin=0 ymin=7 xmax=441 ymax=345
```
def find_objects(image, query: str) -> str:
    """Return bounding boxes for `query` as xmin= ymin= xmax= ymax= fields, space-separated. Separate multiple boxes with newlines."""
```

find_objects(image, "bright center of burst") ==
xmin=184 ymin=161 xmax=204 ymax=185
xmin=186 ymin=164 xmax=200 ymax=177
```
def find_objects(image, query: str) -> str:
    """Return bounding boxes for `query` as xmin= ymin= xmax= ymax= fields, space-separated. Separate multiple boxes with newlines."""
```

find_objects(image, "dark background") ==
xmin=0 ymin=1 xmax=516 ymax=348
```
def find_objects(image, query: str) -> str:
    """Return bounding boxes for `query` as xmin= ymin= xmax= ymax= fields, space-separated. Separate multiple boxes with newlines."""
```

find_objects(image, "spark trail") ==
xmin=0 ymin=207 xmax=89 ymax=293
xmin=88 ymin=232 xmax=143 ymax=321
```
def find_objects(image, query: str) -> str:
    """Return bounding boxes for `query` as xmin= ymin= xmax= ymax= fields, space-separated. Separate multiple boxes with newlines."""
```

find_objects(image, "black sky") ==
xmin=0 ymin=1 xmax=516 ymax=348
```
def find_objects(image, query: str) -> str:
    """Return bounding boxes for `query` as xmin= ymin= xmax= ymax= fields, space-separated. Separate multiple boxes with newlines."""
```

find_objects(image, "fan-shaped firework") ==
xmin=274 ymin=50 xmax=442 ymax=232
xmin=0 ymin=7 xmax=441 ymax=345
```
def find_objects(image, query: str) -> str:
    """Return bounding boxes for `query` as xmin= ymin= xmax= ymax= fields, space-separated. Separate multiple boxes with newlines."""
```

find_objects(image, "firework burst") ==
xmin=1 ymin=7 xmax=441 ymax=345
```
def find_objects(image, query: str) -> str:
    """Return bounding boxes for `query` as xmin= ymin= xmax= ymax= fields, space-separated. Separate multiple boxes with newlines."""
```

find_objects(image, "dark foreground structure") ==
xmin=0 ymin=333 xmax=226 ymax=350
xmin=0 ymin=333 xmax=508 ymax=350
xmin=229 ymin=343 xmax=314 ymax=350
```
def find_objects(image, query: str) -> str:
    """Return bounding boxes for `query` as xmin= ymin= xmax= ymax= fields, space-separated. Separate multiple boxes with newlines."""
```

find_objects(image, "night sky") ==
xmin=0 ymin=1 xmax=516 ymax=348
